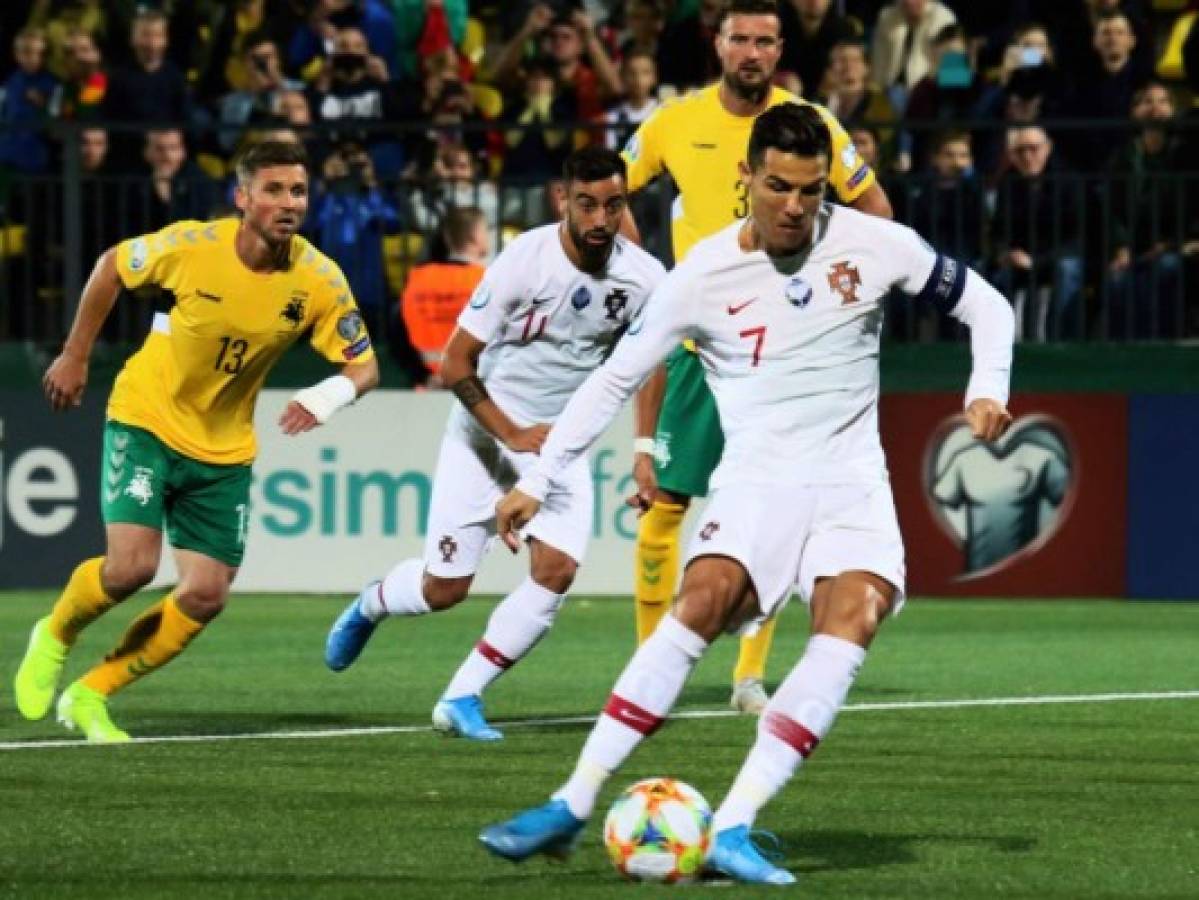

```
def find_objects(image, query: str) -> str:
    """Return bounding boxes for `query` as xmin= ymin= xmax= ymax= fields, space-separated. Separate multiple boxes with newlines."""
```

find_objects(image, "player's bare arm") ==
xmin=849 ymin=180 xmax=893 ymax=220
xmin=629 ymin=364 xmax=667 ymax=512
xmin=440 ymin=326 xmax=550 ymax=453
xmin=44 ymin=246 xmax=123 ymax=411
xmin=280 ymin=357 xmax=379 ymax=435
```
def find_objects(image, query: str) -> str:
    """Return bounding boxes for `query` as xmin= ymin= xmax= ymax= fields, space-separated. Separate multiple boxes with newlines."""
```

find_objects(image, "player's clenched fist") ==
xmin=496 ymin=489 xmax=542 ymax=553
xmin=965 ymin=398 xmax=1012 ymax=442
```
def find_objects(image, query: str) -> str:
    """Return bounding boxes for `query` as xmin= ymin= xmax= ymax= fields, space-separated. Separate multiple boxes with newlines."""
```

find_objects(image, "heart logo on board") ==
xmin=923 ymin=414 xmax=1077 ymax=579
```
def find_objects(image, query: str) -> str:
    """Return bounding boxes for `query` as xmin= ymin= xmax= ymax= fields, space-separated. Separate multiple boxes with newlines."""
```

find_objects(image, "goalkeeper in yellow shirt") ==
xmin=13 ymin=140 xmax=379 ymax=742
xmin=621 ymin=0 xmax=893 ymax=713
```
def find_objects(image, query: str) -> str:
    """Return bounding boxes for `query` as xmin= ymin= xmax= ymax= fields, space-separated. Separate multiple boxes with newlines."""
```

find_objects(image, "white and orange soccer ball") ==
xmin=602 ymin=777 xmax=713 ymax=883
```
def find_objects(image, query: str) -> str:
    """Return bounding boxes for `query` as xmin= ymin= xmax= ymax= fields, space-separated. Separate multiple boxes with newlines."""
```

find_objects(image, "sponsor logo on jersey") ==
xmin=847 ymin=164 xmax=870 ymax=190
xmin=342 ymin=336 xmax=371 ymax=360
xmin=603 ymin=288 xmax=629 ymax=321
xmin=699 ymin=521 xmax=720 ymax=541
xmin=571 ymin=285 xmax=592 ymax=310
xmin=128 ymin=238 xmax=148 ymax=272
xmin=924 ymin=414 xmax=1076 ymax=580
xmin=438 ymin=534 xmax=458 ymax=564
xmin=281 ymin=295 xmax=307 ymax=327
xmin=469 ymin=283 xmax=491 ymax=309
xmin=727 ymin=296 xmax=758 ymax=315
xmin=336 ymin=311 xmax=364 ymax=342
xmin=827 ymin=261 xmax=862 ymax=304
xmin=785 ymin=277 xmax=812 ymax=308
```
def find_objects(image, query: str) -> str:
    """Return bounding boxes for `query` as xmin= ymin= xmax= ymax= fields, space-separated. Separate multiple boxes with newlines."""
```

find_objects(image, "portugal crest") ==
xmin=827 ymin=260 xmax=862 ymax=305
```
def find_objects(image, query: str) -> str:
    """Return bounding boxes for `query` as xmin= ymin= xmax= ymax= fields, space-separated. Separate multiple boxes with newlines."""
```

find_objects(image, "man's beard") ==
xmin=723 ymin=70 xmax=770 ymax=104
xmin=568 ymin=221 xmax=614 ymax=269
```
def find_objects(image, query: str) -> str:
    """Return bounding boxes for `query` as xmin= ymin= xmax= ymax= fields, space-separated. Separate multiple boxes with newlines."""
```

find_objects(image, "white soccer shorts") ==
xmin=423 ymin=429 xmax=594 ymax=577
xmin=683 ymin=481 xmax=906 ymax=627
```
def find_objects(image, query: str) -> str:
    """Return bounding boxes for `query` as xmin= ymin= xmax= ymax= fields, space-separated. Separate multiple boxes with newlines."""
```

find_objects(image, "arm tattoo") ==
xmin=451 ymin=374 xmax=489 ymax=409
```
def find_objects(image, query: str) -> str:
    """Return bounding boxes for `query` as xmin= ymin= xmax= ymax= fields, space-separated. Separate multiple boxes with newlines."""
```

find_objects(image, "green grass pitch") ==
xmin=2 ymin=592 xmax=1197 ymax=898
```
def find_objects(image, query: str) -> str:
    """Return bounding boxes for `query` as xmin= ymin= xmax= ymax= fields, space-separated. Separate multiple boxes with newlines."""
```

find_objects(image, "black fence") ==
xmin=1 ymin=118 xmax=1197 ymax=348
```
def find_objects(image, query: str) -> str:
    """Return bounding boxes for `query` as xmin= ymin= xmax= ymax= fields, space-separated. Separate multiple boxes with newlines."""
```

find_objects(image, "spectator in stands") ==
xmin=621 ymin=0 xmax=666 ymax=61
xmin=289 ymin=0 xmax=397 ymax=83
xmin=501 ymin=56 xmax=576 ymax=181
xmin=309 ymin=140 xmax=401 ymax=317
xmin=104 ymin=8 xmax=189 ymax=124
xmin=217 ymin=32 xmax=304 ymax=151
xmin=1105 ymin=81 xmax=1188 ymax=338
xmin=779 ymin=0 xmax=861 ymax=100
xmin=142 ymin=129 xmax=220 ymax=230
xmin=603 ymin=50 xmax=660 ymax=150
xmin=490 ymin=5 xmax=622 ymax=124
xmin=904 ymin=129 xmax=985 ymax=268
xmin=904 ymin=24 xmax=984 ymax=170
xmin=396 ymin=205 xmax=489 ymax=387
xmin=409 ymin=141 xmax=500 ymax=256
xmin=51 ymin=28 xmax=107 ymax=121
xmin=393 ymin=0 xmax=471 ymax=81
xmin=0 ymin=28 xmax=57 ymax=175
xmin=1041 ymin=0 xmax=1152 ymax=90
xmin=821 ymin=38 xmax=896 ymax=156
xmin=24 ymin=0 xmax=109 ymax=81
xmin=1067 ymin=10 xmax=1152 ymax=170
xmin=870 ymin=0 xmax=957 ymax=114
xmin=656 ymin=0 xmax=724 ymax=91
xmin=310 ymin=26 xmax=405 ymax=178
xmin=991 ymin=125 xmax=1086 ymax=341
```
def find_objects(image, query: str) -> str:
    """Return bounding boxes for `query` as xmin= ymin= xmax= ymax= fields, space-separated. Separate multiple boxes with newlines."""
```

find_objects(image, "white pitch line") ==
xmin=3 ymin=689 xmax=1197 ymax=752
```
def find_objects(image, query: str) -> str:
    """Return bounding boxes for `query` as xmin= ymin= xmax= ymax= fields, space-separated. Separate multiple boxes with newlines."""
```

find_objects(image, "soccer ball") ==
xmin=602 ymin=777 xmax=712 ymax=883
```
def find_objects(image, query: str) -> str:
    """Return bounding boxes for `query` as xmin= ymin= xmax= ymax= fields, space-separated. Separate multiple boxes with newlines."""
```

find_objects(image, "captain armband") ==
xmin=913 ymin=253 xmax=967 ymax=315
xmin=291 ymin=374 xmax=357 ymax=424
xmin=451 ymin=374 xmax=489 ymax=409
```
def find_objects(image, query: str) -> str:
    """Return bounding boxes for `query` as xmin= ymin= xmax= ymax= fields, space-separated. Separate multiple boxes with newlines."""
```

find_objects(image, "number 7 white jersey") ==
xmin=518 ymin=204 xmax=1014 ymax=500
xmin=453 ymin=223 xmax=665 ymax=433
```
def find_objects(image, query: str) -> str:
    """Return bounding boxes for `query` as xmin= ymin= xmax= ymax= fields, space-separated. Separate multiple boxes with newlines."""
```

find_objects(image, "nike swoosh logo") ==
xmin=530 ymin=297 xmax=552 ymax=306
xmin=727 ymin=297 xmax=758 ymax=314
xmin=617 ymin=707 xmax=655 ymax=728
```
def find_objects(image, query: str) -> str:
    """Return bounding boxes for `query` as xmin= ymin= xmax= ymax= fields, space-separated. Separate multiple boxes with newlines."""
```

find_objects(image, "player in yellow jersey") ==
xmin=13 ymin=140 xmax=379 ymax=742
xmin=620 ymin=0 xmax=893 ymax=714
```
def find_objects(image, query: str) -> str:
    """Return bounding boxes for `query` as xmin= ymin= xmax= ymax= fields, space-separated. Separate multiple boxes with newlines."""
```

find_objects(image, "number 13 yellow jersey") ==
xmin=621 ymin=85 xmax=875 ymax=262
xmin=108 ymin=217 xmax=375 ymax=465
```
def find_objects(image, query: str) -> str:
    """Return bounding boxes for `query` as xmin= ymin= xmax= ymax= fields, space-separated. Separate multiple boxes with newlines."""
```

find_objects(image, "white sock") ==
xmin=362 ymin=558 xmax=430 ymax=621
xmin=712 ymin=634 xmax=866 ymax=833
xmin=553 ymin=615 xmax=708 ymax=819
xmin=442 ymin=577 xmax=565 ymax=700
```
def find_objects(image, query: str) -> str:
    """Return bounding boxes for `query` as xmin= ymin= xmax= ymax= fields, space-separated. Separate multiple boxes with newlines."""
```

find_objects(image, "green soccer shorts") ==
xmin=100 ymin=420 xmax=253 ymax=567
xmin=652 ymin=346 xmax=724 ymax=499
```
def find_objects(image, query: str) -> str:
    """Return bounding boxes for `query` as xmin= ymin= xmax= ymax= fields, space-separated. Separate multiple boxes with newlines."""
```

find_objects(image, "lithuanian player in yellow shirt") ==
xmin=621 ymin=0 xmax=893 ymax=713
xmin=13 ymin=140 xmax=379 ymax=742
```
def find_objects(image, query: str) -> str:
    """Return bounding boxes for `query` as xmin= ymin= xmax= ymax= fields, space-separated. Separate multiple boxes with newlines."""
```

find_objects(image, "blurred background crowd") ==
xmin=3 ymin=0 xmax=1199 ymax=384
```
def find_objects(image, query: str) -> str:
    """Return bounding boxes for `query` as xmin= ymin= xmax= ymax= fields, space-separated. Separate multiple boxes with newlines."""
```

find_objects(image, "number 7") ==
xmin=739 ymin=326 xmax=766 ymax=367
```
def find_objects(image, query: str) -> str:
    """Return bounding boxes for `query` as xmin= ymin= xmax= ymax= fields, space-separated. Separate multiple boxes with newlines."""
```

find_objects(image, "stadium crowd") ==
xmin=2 ymin=0 xmax=1199 ymax=366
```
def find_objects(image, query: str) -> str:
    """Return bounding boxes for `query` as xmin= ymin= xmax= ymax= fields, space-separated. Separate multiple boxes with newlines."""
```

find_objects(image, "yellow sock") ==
xmin=48 ymin=557 xmax=118 ymax=646
xmin=81 ymin=594 xmax=205 ymax=697
xmin=734 ymin=615 xmax=779 ymax=684
xmin=634 ymin=500 xmax=686 ymax=644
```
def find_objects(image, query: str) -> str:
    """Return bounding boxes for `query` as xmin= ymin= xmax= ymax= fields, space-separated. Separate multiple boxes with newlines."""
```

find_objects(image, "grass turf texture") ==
xmin=2 ymin=592 xmax=1197 ymax=898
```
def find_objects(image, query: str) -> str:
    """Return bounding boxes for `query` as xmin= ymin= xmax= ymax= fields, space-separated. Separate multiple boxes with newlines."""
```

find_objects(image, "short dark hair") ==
xmin=562 ymin=145 xmax=627 ymax=186
xmin=931 ymin=129 xmax=971 ymax=155
xmin=716 ymin=0 xmax=781 ymax=33
xmin=441 ymin=206 xmax=486 ymax=253
xmin=235 ymin=139 xmax=309 ymax=184
xmin=933 ymin=24 xmax=968 ymax=47
xmin=747 ymin=102 xmax=831 ymax=169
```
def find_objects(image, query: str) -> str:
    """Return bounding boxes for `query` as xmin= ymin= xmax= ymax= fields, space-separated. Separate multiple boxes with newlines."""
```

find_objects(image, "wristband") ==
xmin=292 ymin=374 xmax=356 ymax=424
xmin=633 ymin=437 xmax=657 ymax=456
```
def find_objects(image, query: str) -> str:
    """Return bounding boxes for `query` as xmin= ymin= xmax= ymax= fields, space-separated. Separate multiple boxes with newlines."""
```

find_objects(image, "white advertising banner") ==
xmin=157 ymin=390 xmax=659 ymax=594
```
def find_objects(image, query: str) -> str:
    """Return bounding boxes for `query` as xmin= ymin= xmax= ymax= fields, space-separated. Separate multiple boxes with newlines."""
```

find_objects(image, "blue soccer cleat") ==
xmin=325 ymin=583 xmax=380 ymax=672
xmin=706 ymin=826 xmax=797 ymax=885
xmin=432 ymin=695 xmax=503 ymax=741
xmin=479 ymin=799 xmax=586 ymax=862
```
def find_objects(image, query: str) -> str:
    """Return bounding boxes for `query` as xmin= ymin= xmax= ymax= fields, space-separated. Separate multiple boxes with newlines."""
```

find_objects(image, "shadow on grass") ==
xmin=782 ymin=828 xmax=1037 ymax=873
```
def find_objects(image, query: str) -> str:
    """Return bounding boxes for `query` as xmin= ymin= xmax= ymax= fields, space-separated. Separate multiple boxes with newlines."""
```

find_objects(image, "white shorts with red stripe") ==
xmin=423 ymin=428 xmax=594 ymax=577
xmin=683 ymin=481 xmax=906 ymax=628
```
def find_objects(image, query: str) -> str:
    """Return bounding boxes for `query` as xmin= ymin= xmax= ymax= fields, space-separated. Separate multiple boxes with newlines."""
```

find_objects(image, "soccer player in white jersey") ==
xmin=479 ymin=103 xmax=1015 ymax=884
xmin=324 ymin=147 xmax=665 ymax=740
